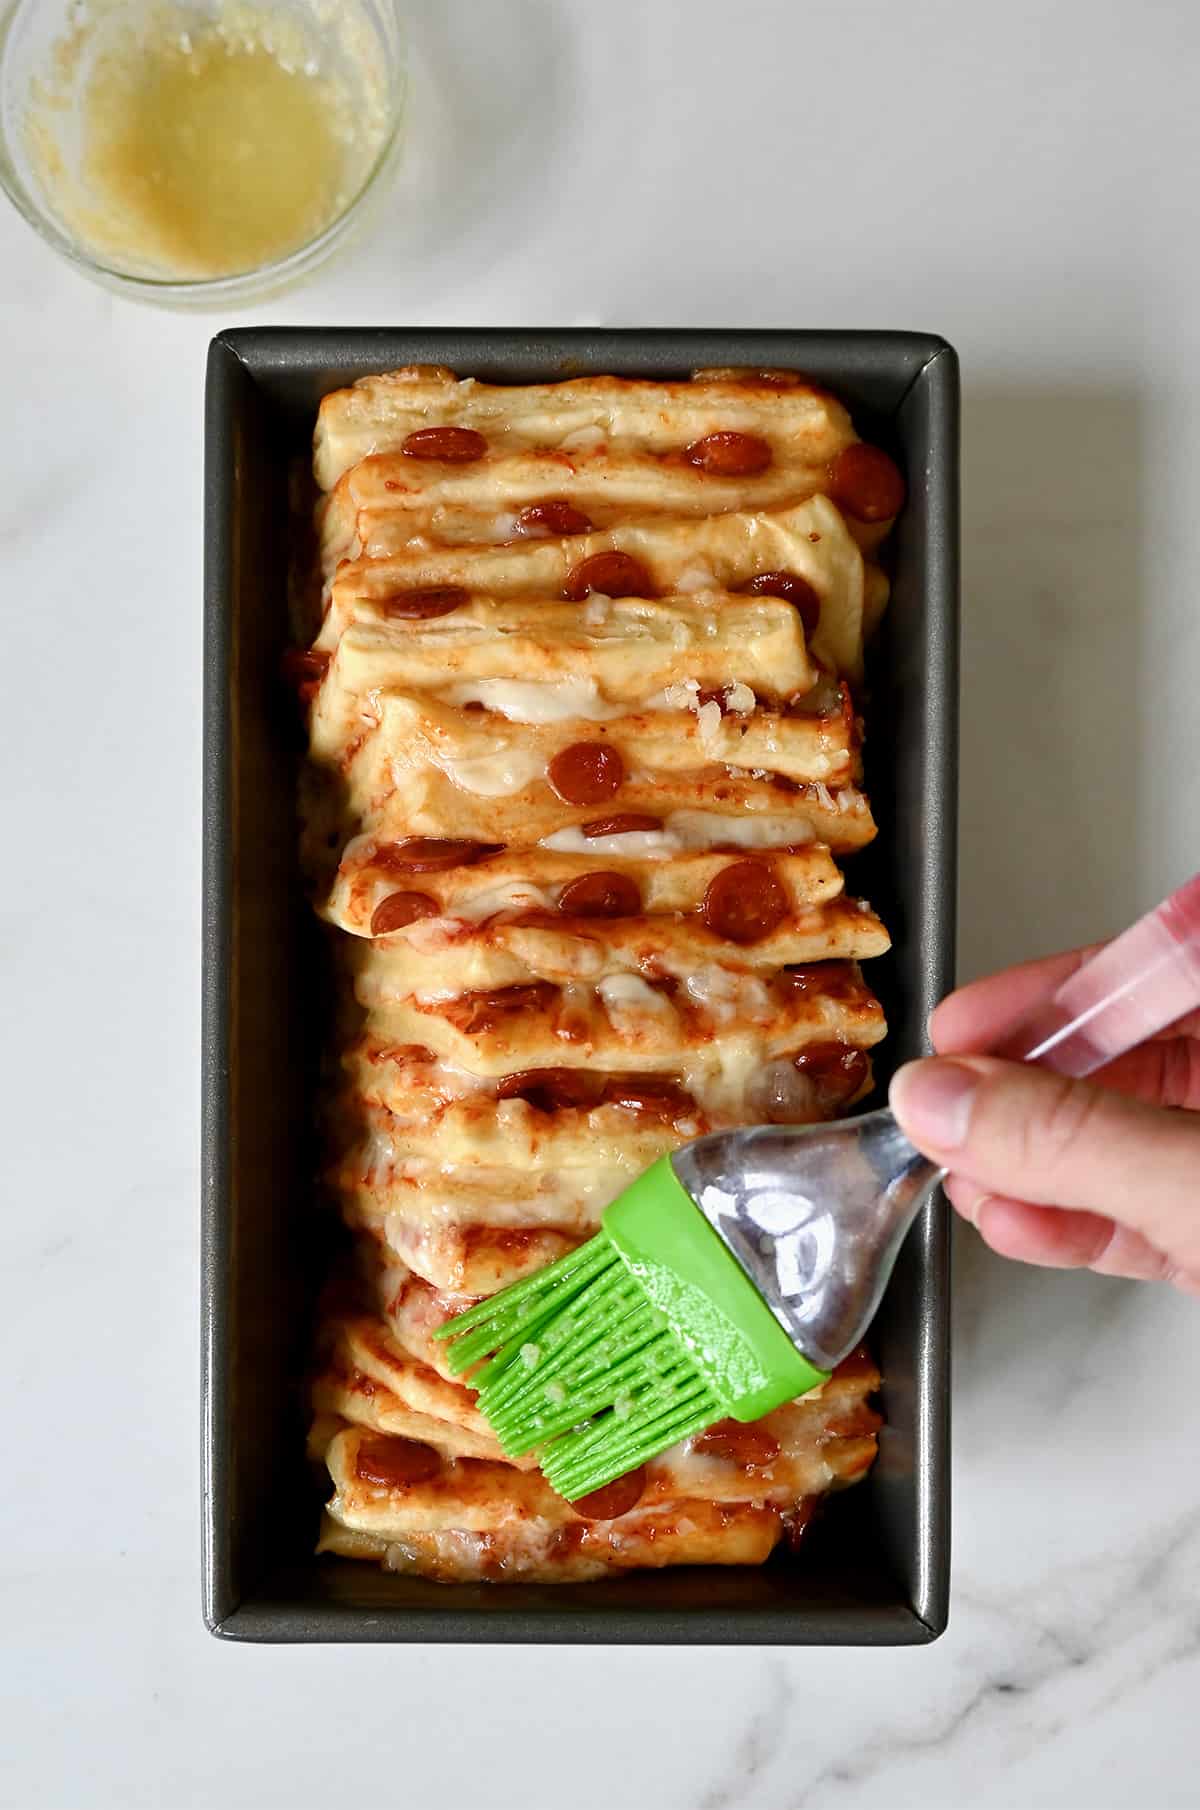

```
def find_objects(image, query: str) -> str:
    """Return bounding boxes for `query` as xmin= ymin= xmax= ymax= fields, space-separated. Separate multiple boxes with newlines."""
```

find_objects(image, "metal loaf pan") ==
xmin=202 ymin=328 xmax=959 ymax=1643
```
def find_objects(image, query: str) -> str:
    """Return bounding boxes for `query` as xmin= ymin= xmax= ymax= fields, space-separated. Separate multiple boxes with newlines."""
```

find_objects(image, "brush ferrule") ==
xmin=602 ymin=1156 xmax=828 ymax=1421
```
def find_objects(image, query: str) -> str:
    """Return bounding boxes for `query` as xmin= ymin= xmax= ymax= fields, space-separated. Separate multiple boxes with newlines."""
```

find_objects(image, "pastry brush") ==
xmin=437 ymin=873 xmax=1200 ymax=1500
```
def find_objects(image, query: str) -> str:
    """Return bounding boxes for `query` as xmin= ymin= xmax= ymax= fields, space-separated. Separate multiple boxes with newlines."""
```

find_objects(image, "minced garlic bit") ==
xmin=696 ymin=698 xmax=723 ymax=743
xmin=661 ymin=678 xmax=701 ymax=711
xmin=519 ymin=1342 xmax=541 ymax=1369
xmin=582 ymin=592 xmax=611 ymax=628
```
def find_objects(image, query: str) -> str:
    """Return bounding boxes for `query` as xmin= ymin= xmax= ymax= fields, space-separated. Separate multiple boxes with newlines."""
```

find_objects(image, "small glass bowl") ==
xmin=0 ymin=0 xmax=406 ymax=306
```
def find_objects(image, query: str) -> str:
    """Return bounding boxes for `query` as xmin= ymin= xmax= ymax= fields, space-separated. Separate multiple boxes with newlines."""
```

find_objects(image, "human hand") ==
xmin=889 ymin=945 xmax=1200 ymax=1291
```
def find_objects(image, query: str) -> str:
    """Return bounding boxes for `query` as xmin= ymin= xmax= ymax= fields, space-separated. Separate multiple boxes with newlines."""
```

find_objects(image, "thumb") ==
xmin=889 ymin=1056 xmax=1200 ymax=1275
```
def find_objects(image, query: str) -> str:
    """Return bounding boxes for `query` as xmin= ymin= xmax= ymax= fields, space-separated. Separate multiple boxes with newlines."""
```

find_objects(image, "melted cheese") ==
xmin=674 ymin=561 xmax=719 ymax=592
xmin=454 ymin=881 xmax=554 ymax=921
xmin=597 ymin=974 xmax=676 ymax=1023
xmin=541 ymin=810 xmax=822 ymax=857
xmin=397 ymin=917 xmax=472 ymax=953
xmin=678 ymin=1035 xmax=768 ymax=1119
xmin=435 ymin=747 xmax=547 ymax=796
xmin=684 ymin=966 xmax=773 ymax=1023
xmin=539 ymin=825 xmax=681 ymax=858
xmin=440 ymin=679 xmax=621 ymax=723
xmin=665 ymin=810 xmax=818 ymax=849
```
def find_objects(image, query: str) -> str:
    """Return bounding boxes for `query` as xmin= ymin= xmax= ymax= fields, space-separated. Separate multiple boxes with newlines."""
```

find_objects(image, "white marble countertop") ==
xmin=2 ymin=2 xmax=1199 ymax=1805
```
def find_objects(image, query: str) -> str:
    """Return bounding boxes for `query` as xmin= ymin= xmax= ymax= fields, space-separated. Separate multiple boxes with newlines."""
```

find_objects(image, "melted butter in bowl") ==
xmin=10 ymin=0 xmax=402 ymax=292
xmin=77 ymin=29 xmax=354 ymax=276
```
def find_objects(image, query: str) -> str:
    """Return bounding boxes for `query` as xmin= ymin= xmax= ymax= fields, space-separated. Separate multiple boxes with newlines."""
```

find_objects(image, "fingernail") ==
xmin=890 ymin=1059 xmax=980 ymax=1150
xmin=955 ymin=1183 xmax=992 ymax=1227
xmin=972 ymin=1196 xmax=1001 ymax=1239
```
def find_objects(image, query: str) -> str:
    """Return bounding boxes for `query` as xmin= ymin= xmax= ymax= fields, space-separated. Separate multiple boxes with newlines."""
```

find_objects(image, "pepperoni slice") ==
xmin=374 ymin=1042 xmax=436 ymax=1066
xmin=355 ymin=1434 xmax=441 ymax=1488
xmin=702 ymin=861 xmax=787 ymax=944
xmin=447 ymin=982 xmax=558 ymax=1034
xmin=281 ymin=648 xmax=330 ymax=703
xmin=778 ymin=961 xmax=859 ymax=1001
xmin=369 ymin=838 xmax=501 ymax=875
xmin=780 ymin=1496 xmax=820 ymax=1550
xmin=571 ymin=1465 xmax=647 ymax=1521
xmin=476 ymin=983 xmax=556 ymax=1014
xmin=547 ymin=742 xmax=625 ymax=806
xmin=497 ymin=907 xmax=562 ymax=931
xmin=380 ymin=586 xmax=468 ymax=619
xmin=792 ymin=1042 xmax=871 ymax=1103
xmin=401 ymin=426 xmax=487 ymax=463
xmin=563 ymin=551 xmax=655 ymax=600
xmin=581 ymin=813 xmax=662 ymax=837
xmin=495 ymin=1068 xmax=601 ymax=1111
xmin=515 ymin=500 xmax=593 ymax=538
xmin=371 ymin=890 xmax=440 ymax=935
xmin=741 ymin=571 xmax=821 ymax=638
xmin=836 ymin=677 xmax=859 ymax=746
xmin=832 ymin=1342 xmax=877 ymax=1382
xmin=827 ymin=442 xmax=906 ymax=522
xmin=556 ymin=871 xmax=641 ymax=918
xmin=599 ymin=1079 xmax=694 ymax=1117
xmin=692 ymin=1420 xmax=780 ymax=1467
xmin=685 ymin=431 xmax=772 ymax=477
xmin=823 ymin=1402 xmax=884 ymax=1438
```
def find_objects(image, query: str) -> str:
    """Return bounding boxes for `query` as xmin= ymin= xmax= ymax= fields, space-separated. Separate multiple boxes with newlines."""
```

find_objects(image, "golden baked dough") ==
xmin=298 ymin=366 xmax=900 ymax=1580
xmin=320 ymin=493 xmax=870 ymax=678
xmin=330 ymin=898 xmax=888 ymax=992
xmin=312 ymin=1345 xmax=880 ymax=1582
xmin=317 ymin=591 xmax=819 ymax=696
xmin=314 ymin=366 xmax=863 ymax=490
xmin=319 ymin=442 xmax=892 ymax=564
xmin=323 ymin=841 xmax=846 ymax=928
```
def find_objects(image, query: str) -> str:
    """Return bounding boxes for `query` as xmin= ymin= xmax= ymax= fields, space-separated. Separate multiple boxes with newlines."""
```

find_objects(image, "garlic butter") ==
xmin=26 ymin=1 xmax=392 ymax=281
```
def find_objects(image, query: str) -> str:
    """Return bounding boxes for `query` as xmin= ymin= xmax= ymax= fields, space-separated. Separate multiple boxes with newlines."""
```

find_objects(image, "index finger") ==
xmin=930 ymin=944 xmax=1102 ymax=1055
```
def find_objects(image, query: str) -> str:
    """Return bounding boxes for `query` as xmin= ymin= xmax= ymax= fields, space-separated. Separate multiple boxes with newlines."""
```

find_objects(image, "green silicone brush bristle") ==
xmin=440 ymin=1225 xmax=724 ymax=1496
xmin=436 ymin=1154 xmax=828 ymax=1501
xmin=433 ymin=1231 xmax=618 ymax=1390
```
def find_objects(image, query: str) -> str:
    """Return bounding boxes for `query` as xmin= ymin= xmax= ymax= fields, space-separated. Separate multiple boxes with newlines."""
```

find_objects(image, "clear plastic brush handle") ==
xmin=997 ymin=870 xmax=1200 ymax=1074
xmin=675 ymin=871 xmax=1200 ymax=1370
